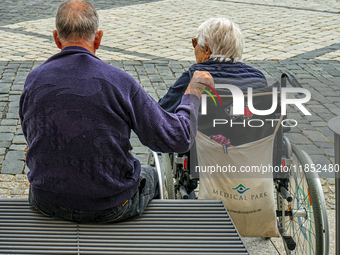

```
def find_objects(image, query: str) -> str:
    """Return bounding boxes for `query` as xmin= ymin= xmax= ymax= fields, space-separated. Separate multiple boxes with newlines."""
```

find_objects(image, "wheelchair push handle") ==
xmin=281 ymin=72 xmax=304 ymax=95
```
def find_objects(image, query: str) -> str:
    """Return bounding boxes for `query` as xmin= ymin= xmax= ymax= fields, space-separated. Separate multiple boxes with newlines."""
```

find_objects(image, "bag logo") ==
xmin=232 ymin=184 xmax=250 ymax=194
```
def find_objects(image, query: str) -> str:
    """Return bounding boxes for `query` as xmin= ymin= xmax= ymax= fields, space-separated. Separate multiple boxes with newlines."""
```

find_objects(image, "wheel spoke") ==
xmin=278 ymin=144 xmax=325 ymax=255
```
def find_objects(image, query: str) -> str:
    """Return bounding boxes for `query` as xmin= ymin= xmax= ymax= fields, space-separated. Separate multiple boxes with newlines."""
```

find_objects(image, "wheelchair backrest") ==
xmin=198 ymin=81 xmax=281 ymax=146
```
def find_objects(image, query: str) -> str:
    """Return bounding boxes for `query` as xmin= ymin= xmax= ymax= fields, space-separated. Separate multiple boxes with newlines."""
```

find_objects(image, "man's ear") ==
xmin=94 ymin=30 xmax=103 ymax=50
xmin=53 ymin=30 xmax=63 ymax=49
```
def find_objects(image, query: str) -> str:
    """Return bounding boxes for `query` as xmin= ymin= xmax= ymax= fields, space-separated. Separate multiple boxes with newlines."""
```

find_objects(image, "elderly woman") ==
xmin=159 ymin=18 xmax=267 ymax=112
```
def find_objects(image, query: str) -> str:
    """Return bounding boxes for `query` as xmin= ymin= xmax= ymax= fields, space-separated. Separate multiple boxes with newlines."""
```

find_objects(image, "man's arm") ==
xmin=130 ymin=71 xmax=213 ymax=153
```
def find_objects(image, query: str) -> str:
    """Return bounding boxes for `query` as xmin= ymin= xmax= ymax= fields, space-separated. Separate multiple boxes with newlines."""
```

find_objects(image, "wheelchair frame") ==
xmin=147 ymin=73 xmax=329 ymax=255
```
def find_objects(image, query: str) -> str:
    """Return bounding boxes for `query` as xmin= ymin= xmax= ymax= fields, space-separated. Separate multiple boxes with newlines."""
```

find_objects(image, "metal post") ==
xmin=328 ymin=116 xmax=340 ymax=255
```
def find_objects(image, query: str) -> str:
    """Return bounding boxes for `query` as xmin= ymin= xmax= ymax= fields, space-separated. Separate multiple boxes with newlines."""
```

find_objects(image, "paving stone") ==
xmin=0 ymin=182 xmax=21 ymax=189
xmin=134 ymin=154 xmax=147 ymax=164
xmin=0 ymin=126 xmax=16 ymax=133
xmin=4 ymin=150 xmax=25 ymax=161
xmin=0 ymin=133 xmax=14 ymax=141
xmin=11 ymin=85 xmax=24 ymax=91
xmin=315 ymin=127 xmax=335 ymax=136
xmin=24 ymin=165 xmax=30 ymax=174
xmin=10 ymin=189 xmax=24 ymax=195
xmin=320 ymin=114 xmax=337 ymax=122
xmin=10 ymin=195 xmax=28 ymax=199
xmin=302 ymin=130 xmax=330 ymax=142
xmin=307 ymin=104 xmax=326 ymax=109
xmin=326 ymin=97 xmax=340 ymax=102
xmin=328 ymin=108 xmax=340 ymax=115
xmin=148 ymin=75 xmax=163 ymax=82
xmin=14 ymin=174 xmax=28 ymax=182
xmin=143 ymin=86 xmax=156 ymax=93
xmin=1 ymin=159 xmax=24 ymax=174
xmin=298 ymin=145 xmax=324 ymax=155
xmin=9 ymin=144 xmax=27 ymax=151
xmin=8 ymin=95 xmax=21 ymax=102
xmin=0 ymin=141 xmax=11 ymax=148
xmin=7 ymin=105 xmax=19 ymax=113
xmin=310 ymin=121 xmax=328 ymax=127
xmin=15 ymin=126 xmax=24 ymax=135
xmin=0 ymin=148 xmax=6 ymax=155
xmin=131 ymin=146 xmax=149 ymax=154
xmin=296 ymin=119 xmax=310 ymax=125
xmin=0 ymin=119 xmax=17 ymax=126
xmin=5 ymin=112 xmax=19 ymax=119
xmin=286 ymin=133 xmax=312 ymax=145
xmin=0 ymin=189 xmax=8 ymax=195
xmin=12 ymin=135 xmax=27 ymax=144
xmin=323 ymin=149 xmax=335 ymax=157
xmin=309 ymin=155 xmax=334 ymax=178
xmin=304 ymin=115 xmax=324 ymax=122
xmin=326 ymin=178 xmax=335 ymax=185
xmin=296 ymin=124 xmax=315 ymax=132
xmin=0 ymin=174 xmax=13 ymax=182
xmin=322 ymin=185 xmax=330 ymax=194
xmin=130 ymin=138 xmax=142 ymax=147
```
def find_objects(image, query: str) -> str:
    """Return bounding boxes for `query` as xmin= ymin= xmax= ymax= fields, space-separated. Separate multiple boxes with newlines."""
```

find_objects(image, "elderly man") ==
xmin=19 ymin=0 xmax=213 ymax=223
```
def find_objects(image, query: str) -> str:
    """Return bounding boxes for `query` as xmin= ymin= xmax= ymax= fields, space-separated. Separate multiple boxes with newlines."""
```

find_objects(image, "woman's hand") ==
xmin=184 ymin=71 xmax=214 ymax=99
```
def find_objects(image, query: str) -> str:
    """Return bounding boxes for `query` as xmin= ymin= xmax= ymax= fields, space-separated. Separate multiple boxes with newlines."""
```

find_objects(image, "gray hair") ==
xmin=56 ymin=0 xmax=99 ymax=44
xmin=197 ymin=18 xmax=244 ymax=63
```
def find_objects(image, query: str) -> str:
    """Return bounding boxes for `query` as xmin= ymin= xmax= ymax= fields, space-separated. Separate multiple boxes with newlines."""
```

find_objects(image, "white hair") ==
xmin=196 ymin=18 xmax=244 ymax=63
xmin=56 ymin=0 xmax=99 ymax=45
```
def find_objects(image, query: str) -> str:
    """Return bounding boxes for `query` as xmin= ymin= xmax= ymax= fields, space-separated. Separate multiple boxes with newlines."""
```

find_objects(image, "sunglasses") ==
xmin=192 ymin=38 xmax=198 ymax=48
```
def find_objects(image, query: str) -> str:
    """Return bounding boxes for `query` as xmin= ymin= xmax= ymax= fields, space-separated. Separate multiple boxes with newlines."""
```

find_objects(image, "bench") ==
xmin=0 ymin=199 xmax=249 ymax=255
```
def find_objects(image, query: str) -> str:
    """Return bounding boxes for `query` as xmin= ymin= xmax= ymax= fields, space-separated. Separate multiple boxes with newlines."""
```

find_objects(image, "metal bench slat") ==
xmin=78 ymin=247 xmax=248 ymax=252
xmin=78 ymin=243 xmax=247 ymax=248
xmin=93 ymin=220 xmax=232 ymax=225
xmin=136 ymin=214 xmax=230 ymax=218
xmin=142 ymin=210 xmax=227 ymax=214
xmin=78 ymin=232 xmax=239 ymax=236
xmin=0 ymin=251 xmax=249 ymax=255
xmin=0 ymin=238 xmax=78 ymax=243
xmin=0 ymin=250 xmax=79 ymax=254
xmin=79 ymin=235 xmax=242 ymax=240
xmin=0 ymin=199 xmax=249 ymax=254
xmin=143 ymin=206 xmax=225 ymax=210
xmin=0 ymin=235 xmax=77 ymax=239
xmin=120 ymin=217 xmax=232 ymax=221
xmin=1 ymin=237 xmax=243 ymax=244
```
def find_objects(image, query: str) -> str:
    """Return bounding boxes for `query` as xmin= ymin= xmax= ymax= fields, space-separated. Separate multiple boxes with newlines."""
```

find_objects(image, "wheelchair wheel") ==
xmin=147 ymin=151 xmax=175 ymax=199
xmin=281 ymin=144 xmax=326 ymax=255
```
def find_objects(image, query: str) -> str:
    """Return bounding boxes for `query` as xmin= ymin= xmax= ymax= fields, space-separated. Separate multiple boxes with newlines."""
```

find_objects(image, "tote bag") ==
xmin=197 ymin=121 xmax=281 ymax=237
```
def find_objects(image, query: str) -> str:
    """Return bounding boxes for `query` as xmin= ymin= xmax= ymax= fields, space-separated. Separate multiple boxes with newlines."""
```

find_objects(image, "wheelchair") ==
xmin=147 ymin=73 xmax=329 ymax=255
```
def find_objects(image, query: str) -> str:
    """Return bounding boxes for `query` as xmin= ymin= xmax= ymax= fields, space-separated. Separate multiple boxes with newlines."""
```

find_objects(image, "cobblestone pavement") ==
xmin=0 ymin=0 xmax=339 ymax=251
xmin=0 ymin=0 xmax=339 ymax=254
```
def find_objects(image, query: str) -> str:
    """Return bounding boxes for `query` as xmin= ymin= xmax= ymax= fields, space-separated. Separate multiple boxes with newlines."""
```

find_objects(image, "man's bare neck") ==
xmin=61 ymin=43 xmax=95 ymax=54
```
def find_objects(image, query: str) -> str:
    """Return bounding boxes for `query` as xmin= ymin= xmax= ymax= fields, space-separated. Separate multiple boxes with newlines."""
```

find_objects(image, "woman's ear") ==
xmin=204 ymin=44 xmax=211 ymax=60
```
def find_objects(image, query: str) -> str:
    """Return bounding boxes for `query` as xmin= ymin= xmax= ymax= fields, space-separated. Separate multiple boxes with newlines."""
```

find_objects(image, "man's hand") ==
xmin=184 ymin=71 xmax=214 ymax=99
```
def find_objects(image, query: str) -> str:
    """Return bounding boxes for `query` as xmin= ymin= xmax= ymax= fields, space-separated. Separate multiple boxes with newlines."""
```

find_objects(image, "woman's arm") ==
xmin=158 ymin=71 xmax=191 ymax=113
